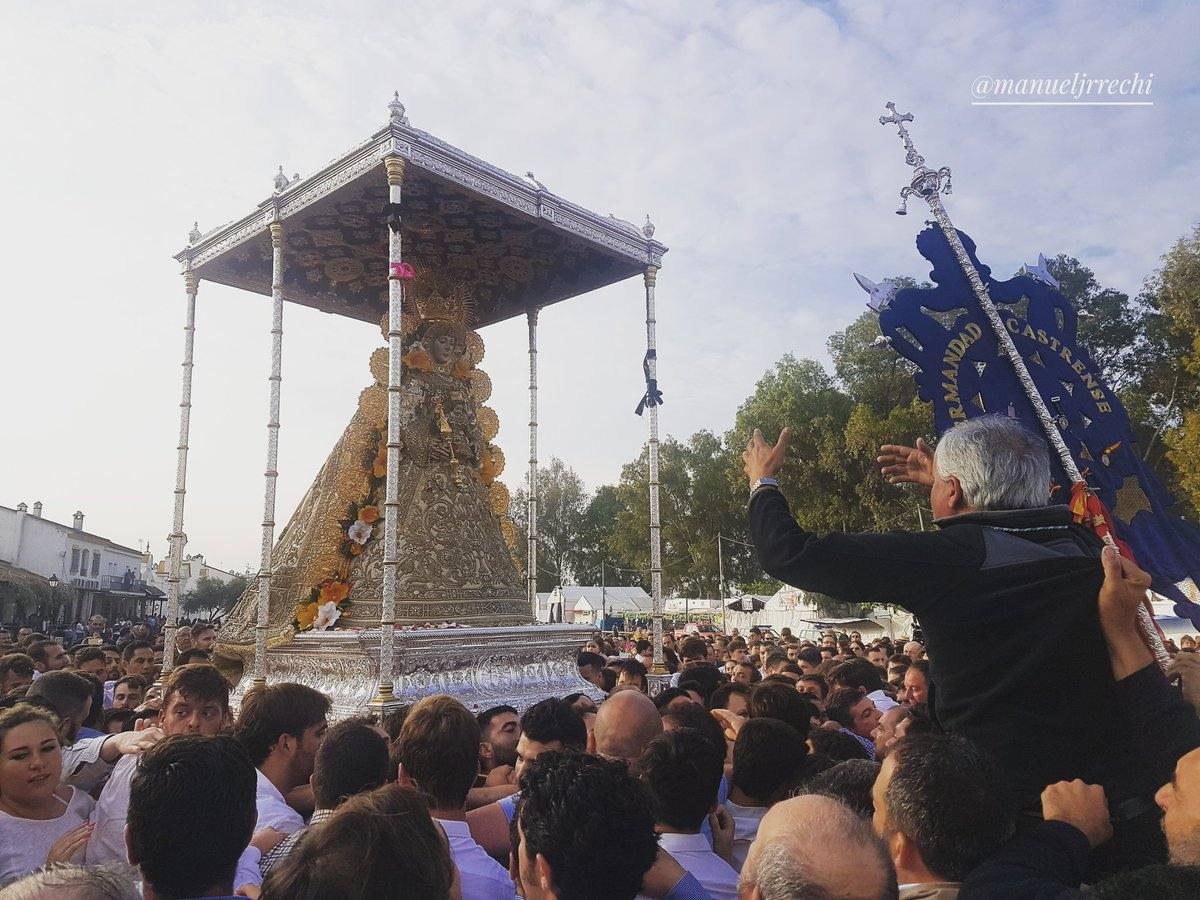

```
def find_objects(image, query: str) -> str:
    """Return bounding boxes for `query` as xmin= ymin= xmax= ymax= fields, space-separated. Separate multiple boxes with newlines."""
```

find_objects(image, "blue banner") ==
xmin=877 ymin=224 xmax=1200 ymax=623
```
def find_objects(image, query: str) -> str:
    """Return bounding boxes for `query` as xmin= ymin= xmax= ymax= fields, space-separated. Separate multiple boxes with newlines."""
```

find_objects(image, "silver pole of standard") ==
xmin=527 ymin=306 xmax=539 ymax=616
xmin=644 ymin=265 xmax=666 ymax=675
xmin=164 ymin=270 xmax=199 ymax=679
xmin=373 ymin=151 xmax=407 ymax=710
xmin=253 ymin=220 xmax=285 ymax=688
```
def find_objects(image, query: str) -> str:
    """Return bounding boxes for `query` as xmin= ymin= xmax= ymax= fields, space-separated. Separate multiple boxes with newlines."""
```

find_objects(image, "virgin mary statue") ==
xmin=218 ymin=267 xmax=530 ymax=663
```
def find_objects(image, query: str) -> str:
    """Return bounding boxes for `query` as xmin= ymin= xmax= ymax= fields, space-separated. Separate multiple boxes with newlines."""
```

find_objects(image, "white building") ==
xmin=143 ymin=551 xmax=239 ymax=598
xmin=537 ymin=585 xmax=652 ymax=625
xmin=0 ymin=501 xmax=155 ymax=625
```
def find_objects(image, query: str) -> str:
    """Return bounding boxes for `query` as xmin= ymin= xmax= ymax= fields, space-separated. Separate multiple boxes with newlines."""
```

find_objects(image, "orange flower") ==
xmin=373 ymin=450 xmax=387 ymax=479
xmin=401 ymin=348 xmax=434 ymax=372
xmin=318 ymin=580 xmax=351 ymax=606
xmin=358 ymin=505 xmax=380 ymax=524
xmin=453 ymin=358 xmax=472 ymax=380
xmin=350 ymin=543 xmax=362 ymax=556
xmin=295 ymin=601 xmax=319 ymax=630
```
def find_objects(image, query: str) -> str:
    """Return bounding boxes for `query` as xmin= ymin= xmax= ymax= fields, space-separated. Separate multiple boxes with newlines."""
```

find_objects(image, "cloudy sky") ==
xmin=1 ymin=1 xmax=1197 ymax=572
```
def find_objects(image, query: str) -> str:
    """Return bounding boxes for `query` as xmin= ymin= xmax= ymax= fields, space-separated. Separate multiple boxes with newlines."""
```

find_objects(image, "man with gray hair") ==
xmin=744 ymin=415 xmax=1165 ymax=868
xmin=738 ymin=794 xmax=897 ymax=900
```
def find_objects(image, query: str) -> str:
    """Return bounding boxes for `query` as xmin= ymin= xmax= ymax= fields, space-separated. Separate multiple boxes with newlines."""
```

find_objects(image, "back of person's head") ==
xmin=796 ymin=646 xmax=823 ymax=668
xmin=593 ymin=688 xmax=663 ymax=762
xmin=804 ymin=759 xmax=881 ymax=820
xmin=26 ymin=640 xmax=57 ymax=667
xmin=679 ymin=636 xmax=707 ymax=662
xmin=261 ymin=784 xmax=454 ymax=900
xmin=518 ymin=750 xmax=658 ymax=900
xmin=880 ymin=733 xmax=1014 ymax=882
xmin=934 ymin=414 xmax=1050 ymax=510
xmin=748 ymin=680 xmax=816 ymax=736
xmin=577 ymin=650 xmax=606 ymax=670
xmin=828 ymin=658 xmax=887 ymax=693
xmin=0 ymin=652 xmax=35 ymax=685
xmin=235 ymin=681 xmax=330 ymax=766
xmin=708 ymin=681 xmax=751 ymax=712
xmin=610 ymin=657 xmax=648 ymax=690
xmin=190 ymin=622 xmax=216 ymax=639
xmin=636 ymin=727 xmax=724 ymax=832
xmin=732 ymin=718 xmax=808 ymax=804
xmin=76 ymin=672 xmax=104 ymax=729
xmin=128 ymin=734 xmax=256 ymax=899
xmin=652 ymin=687 xmax=692 ymax=711
xmin=677 ymin=664 xmax=725 ymax=704
xmin=764 ymin=651 xmax=789 ymax=673
xmin=176 ymin=648 xmax=211 ymax=665
xmin=0 ymin=863 xmax=140 ymax=899
xmin=809 ymin=728 xmax=872 ymax=762
xmin=741 ymin=795 xmax=897 ymax=900
xmin=26 ymin=670 xmax=91 ymax=724
xmin=312 ymin=717 xmax=390 ymax=810
xmin=397 ymin=694 xmax=479 ymax=810
xmin=74 ymin=646 xmax=106 ymax=668
xmin=522 ymin=696 xmax=587 ymax=749
xmin=660 ymin=701 xmax=727 ymax=759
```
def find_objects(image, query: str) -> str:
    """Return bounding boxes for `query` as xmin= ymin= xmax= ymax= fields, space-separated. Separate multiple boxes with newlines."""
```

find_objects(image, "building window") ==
xmin=71 ymin=548 xmax=80 ymax=574
xmin=80 ymin=550 xmax=89 ymax=576
xmin=91 ymin=553 xmax=101 ymax=576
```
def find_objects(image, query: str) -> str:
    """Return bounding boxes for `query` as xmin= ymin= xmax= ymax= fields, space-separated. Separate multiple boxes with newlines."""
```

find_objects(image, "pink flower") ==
xmin=389 ymin=262 xmax=416 ymax=280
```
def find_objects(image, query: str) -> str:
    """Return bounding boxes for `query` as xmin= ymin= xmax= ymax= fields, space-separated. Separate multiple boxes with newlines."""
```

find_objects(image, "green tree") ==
xmin=183 ymin=574 xmax=249 ymax=619
xmin=1155 ymin=225 xmax=1200 ymax=510
xmin=509 ymin=458 xmax=589 ymax=592
xmin=569 ymin=485 xmax=640 ymax=587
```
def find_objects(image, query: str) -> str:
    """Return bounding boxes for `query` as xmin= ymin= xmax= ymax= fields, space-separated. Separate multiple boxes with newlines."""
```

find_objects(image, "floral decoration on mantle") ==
xmin=291 ymin=428 xmax=386 ymax=632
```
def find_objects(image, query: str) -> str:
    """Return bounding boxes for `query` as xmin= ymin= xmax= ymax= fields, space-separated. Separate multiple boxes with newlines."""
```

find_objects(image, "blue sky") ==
xmin=1 ymin=1 xmax=1197 ymax=570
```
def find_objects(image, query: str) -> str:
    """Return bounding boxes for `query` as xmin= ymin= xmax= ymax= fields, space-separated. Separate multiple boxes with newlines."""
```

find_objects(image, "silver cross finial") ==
xmin=643 ymin=215 xmax=655 ymax=239
xmin=388 ymin=91 xmax=409 ymax=125
xmin=878 ymin=101 xmax=952 ymax=215
xmin=273 ymin=165 xmax=290 ymax=192
xmin=187 ymin=221 xmax=202 ymax=244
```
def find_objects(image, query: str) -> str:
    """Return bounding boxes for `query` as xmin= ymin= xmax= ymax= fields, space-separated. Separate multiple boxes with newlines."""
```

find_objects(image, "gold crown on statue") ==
xmin=406 ymin=263 xmax=476 ymax=328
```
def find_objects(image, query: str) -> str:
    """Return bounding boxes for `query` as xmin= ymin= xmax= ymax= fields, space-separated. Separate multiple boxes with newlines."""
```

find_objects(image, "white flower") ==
xmin=348 ymin=519 xmax=373 ymax=545
xmin=314 ymin=601 xmax=342 ymax=631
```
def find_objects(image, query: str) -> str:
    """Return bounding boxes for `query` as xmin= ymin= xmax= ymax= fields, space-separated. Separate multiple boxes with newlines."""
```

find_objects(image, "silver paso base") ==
xmin=229 ymin=624 xmax=603 ymax=718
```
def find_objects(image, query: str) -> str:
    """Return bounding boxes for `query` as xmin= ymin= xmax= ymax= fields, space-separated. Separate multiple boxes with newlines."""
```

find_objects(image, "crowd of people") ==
xmin=0 ymin=415 xmax=1198 ymax=898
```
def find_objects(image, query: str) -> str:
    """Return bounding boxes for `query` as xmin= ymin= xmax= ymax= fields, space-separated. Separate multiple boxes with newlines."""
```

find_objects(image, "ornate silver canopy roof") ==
xmin=176 ymin=97 xmax=667 ymax=328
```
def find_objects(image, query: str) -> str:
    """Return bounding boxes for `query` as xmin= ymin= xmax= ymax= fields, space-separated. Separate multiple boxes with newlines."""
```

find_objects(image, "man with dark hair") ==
xmin=709 ymin=681 xmax=751 ymax=717
xmin=868 ymin=646 xmax=890 ymax=674
xmin=259 ymin=717 xmax=390 ymax=877
xmin=236 ymin=682 xmax=330 ymax=836
xmin=903 ymin=659 xmax=930 ymax=707
xmin=127 ymin=734 xmax=257 ymax=900
xmin=872 ymin=733 xmax=1013 ymax=898
xmin=577 ymin=650 xmax=607 ymax=689
xmin=826 ymin=688 xmax=882 ymax=758
xmin=28 ymin=669 xmax=160 ymax=792
xmin=748 ymin=680 xmax=816 ymax=737
xmin=110 ymin=674 xmax=146 ymax=710
xmin=806 ymin=759 xmax=882 ymax=821
xmin=0 ymin=652 xmax=35 ymax=695
xmin=727 ymin=719 xmax=809 ymax=870
xmin=176 ymin=647 xmax=212 ymax=665
xmin=795 ymin=646 xmax=823 ymax=674
xmin=678 ymin=664 xmax=726 ymax=706
xmin=105 ymin=640 xmax=154 ymax=709
xmin=611 ymin=656 xmax=649 ymax=692
xmin=74 ymin=645 xmax=107 ymax=678
xmin=477 ymin=703 xmax=521 ymax=775
xmin=637 ymin=728 xmax=738 ymax=899
xmin=27 ymin=638 xmax=67 ymax=673
xmin=191 ymin=621 xmax=218 ymax=650
xmin=515 ymin=750 xmax=659 ymax=900
xmin=670 ymin=636 xmax=715 ymax=687
xmin=398 ymin=693 xmax=516 ymax=899
xmin=89 ymin=664 xmax=234 ymax=862
xmin=762 ymin=651 xmax=789 ymax=676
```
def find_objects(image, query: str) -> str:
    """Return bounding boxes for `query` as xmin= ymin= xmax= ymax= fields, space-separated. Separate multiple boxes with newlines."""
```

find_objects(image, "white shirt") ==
xmin=651 ymin=831 xmax=739 ymax=900
xmin=867 ymin=689 xmax=900 ymax=713
xmin=60 ymin=735 xmax=116 ymax=793
xmin=255 ymin=769 xmax=305 ymax=835
xmin=0 ymin=787 xmax=96 ymax=885
xmin=436 ymin=817 xmax=517 ymax=900
xmin=723 ymin=800 xmax=768 ymax=872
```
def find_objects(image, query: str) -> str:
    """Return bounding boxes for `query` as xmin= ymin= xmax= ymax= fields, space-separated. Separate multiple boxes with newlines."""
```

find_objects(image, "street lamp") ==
xmin=48 ymin=574 xmax=59 ymax=590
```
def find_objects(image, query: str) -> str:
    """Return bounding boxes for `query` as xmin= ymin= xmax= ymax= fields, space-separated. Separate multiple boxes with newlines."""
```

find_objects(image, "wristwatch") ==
xmin=750 ymin=477 xmax=779 ymax=496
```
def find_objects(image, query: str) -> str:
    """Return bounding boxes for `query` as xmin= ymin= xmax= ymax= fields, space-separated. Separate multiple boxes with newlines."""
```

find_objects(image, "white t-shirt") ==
xmin=436 ymin=818 xmax=517 ymax=900
xmin=0 ymin=787 xmax=96 ymax=885
xmin=256 ymin=769 xmax=305 ymax=834
xmin=85 ymin=753 xmax=138 ymax=863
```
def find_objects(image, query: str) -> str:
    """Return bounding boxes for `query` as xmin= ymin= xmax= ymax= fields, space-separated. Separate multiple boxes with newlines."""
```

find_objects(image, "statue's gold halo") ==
xmin=489 ymin=481 xmax=510 ymax=517
xmin=369 ymin=347 xmax=388 ymax=385
xmin=478 ymin=406 xmax=499 ymax=441
xmin=465 ymin=331 xmax=485 ymax=366
xmin=470 ymin=370 xmax=493 ymax=404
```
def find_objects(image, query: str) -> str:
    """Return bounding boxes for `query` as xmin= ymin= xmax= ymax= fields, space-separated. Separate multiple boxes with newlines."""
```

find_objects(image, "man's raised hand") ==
xmin=877 ymin=438 xmax=935 ymax=487
xmin=742 ymin=427 xmax=792 ymax=488
xmin=1041 ymin=780 xmax=1112 ymax=849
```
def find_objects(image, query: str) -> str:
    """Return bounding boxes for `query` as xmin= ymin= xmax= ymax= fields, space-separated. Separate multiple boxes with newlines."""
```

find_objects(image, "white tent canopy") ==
xmin=536 ymin=585 xmax=652 ymax=624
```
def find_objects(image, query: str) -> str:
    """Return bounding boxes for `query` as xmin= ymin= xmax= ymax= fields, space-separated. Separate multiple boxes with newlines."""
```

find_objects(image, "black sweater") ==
xmin=748 ymin=489 xmax=1140 ymax=805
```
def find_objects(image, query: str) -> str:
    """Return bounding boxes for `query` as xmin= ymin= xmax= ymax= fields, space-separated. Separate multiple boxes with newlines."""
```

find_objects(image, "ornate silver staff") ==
xmin=877 ymin=101 xmax=1168 ymax=669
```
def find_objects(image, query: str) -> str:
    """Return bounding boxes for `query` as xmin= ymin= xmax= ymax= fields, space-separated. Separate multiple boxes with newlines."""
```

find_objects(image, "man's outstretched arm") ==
xmin=743 ymin=428 xmax=977 ymax=611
